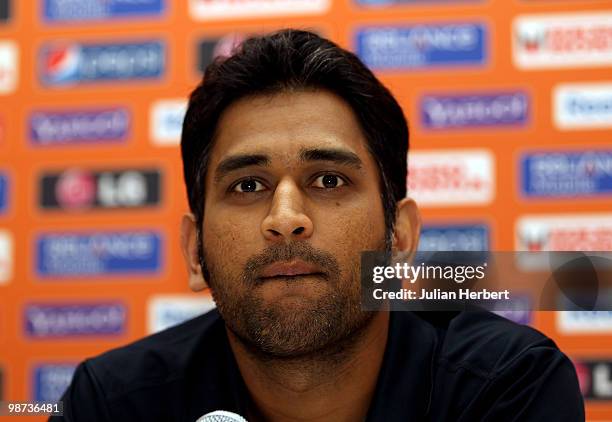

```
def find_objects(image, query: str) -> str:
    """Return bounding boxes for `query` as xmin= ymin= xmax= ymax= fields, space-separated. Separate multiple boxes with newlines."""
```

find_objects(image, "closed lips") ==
xmin=259 ymin=260 xmax=325 ymax=279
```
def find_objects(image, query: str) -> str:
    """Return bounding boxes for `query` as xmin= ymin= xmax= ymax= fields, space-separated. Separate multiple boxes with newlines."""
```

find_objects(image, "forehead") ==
xmin=209 ymin=90 xmax=371 ymax=164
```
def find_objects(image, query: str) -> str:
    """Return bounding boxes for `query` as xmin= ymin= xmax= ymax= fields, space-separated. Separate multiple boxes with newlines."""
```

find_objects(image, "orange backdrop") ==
xmin=1 ymin=0 xmax=611 ymax=420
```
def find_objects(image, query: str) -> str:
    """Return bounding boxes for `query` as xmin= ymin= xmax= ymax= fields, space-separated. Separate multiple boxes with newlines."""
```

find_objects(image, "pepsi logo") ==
xmin=42 ymin=45 xmax=80 ymax=85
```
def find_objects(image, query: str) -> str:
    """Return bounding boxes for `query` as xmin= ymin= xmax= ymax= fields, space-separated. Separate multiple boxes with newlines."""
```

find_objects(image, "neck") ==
xmin=227 ymin=311 xmax=390 ymax=422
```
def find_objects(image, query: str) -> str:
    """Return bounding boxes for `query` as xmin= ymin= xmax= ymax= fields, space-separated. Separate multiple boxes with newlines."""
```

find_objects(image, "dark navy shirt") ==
xmin=50 ymin=310 xmax=585 ymax=421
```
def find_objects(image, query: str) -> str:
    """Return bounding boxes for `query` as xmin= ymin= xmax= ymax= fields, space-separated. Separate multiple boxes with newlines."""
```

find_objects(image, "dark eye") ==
xmin=312 ymin=174 xmax=346 ymax=189
xmin=233 ymin=179 xmax=265 ymax=193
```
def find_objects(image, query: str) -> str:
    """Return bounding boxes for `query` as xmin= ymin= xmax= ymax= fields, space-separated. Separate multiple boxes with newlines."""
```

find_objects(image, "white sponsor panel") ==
xmin=554 ymin=82 xmax=612 ymax=130
xmin=516 ymin=214 xmax=612 ymax=251
xmin=513 ymin=12 xmax=612 ymax=69
xmin=515 ymin=213 xmax=612 ymax=271
xmin=150 ymin=99 xmax=187 ymax=146
xmin=148 ymin=294 xmax=216 ymax=334
xmin=0 ymin=230 xmax=12 ymax=284
xmin=189 ymin=0 xmax=329 ymax=20
xmin=408 ymin=149 xmax=494 ymax=206
xmin=558 ymin=311 xmax=612 ymax=334
xmin=593 ymin=363 xmax=612 ymax=399
xmin=0 ymin=41 xmax=18 ymax=94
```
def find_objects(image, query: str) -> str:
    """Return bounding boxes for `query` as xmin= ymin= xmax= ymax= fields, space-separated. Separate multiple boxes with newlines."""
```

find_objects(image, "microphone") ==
xmin=195 ymin=410 xmax=248 ymax=422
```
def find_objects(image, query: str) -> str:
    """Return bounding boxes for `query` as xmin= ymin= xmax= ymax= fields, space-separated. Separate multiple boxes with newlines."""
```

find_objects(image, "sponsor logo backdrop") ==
xmin=0 ymin=1 xmax=611 ymax=419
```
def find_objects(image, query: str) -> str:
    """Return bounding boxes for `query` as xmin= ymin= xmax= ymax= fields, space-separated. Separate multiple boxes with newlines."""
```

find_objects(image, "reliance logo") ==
xmin=357 ymin=22 xmax=487 ymax=70
xmin=520 ymin=150 xmax=612 ymax=198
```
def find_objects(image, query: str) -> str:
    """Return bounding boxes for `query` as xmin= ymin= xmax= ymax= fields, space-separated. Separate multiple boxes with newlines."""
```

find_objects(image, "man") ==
xmin=52 ymin=30 xmax=584 ymax=421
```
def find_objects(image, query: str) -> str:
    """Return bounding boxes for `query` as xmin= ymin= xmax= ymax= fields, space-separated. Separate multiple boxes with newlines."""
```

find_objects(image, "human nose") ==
xmin=261 ymin=178 xmax=314 ymax=242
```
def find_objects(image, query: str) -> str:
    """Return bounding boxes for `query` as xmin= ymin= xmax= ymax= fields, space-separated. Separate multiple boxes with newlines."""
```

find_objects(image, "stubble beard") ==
xmin=202 ymin=241 xmax=378 ymax=361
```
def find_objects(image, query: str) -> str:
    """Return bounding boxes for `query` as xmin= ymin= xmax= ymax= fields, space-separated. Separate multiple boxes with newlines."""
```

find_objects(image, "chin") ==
xmin=240 ymin=303 xmax=339 ymax=356
xmin=237 ymin=296 xmax=369 ymax=359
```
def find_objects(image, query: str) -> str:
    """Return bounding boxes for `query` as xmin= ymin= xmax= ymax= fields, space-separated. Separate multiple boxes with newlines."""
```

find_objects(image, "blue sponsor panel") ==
xmin=0 ymin=172 xmax=7 ymax=214
xmin=421 ymin=92 xmax=529 ymax=129
xmin=29 ymin=108 xmax=129 ymax=146
xmin=24 ymin=303 xmax=126 ymax=337
xmin=419 ymin=224 xmax=489 ymax=251
xmin=36 ymin=231 xmax=162 ymax=277
xmin=39 ymin=40 xmax=165 ymax=86
xmin=33 ymin=364 xmax=77 ymax=402
xmin=44 ymin=0 xmax=164 ymax=22
xmin=356 ymin=22 xmax=486 ymax=70
xmin=521 ymin=151 xmax=612 ymax=198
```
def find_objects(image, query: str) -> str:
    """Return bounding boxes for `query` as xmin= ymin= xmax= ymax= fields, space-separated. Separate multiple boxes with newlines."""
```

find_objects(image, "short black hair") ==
xmin=181 ymin=29 xmax=409 ymax=254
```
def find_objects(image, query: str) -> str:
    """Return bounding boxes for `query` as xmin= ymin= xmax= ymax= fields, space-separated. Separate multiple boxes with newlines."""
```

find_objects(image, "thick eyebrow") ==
xmin=299 ymin=148 xmax=363 ymax=169
xmin=214 ymin=154 xmax=270 ymax=182
xmin=213 ymin=148 xmax=363 ymax=183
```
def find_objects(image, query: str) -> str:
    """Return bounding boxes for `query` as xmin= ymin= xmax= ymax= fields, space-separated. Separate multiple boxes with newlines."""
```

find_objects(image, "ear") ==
xmin=392 ymin=197 xmax=421 ymax=259
xmin=180 ymin=213 xmax=208 ymax=291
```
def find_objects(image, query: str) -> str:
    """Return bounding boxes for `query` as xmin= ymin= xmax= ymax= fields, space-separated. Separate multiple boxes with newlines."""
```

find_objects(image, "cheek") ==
xmin=361 ymin=198 xmax=387 ymax=244
xmin=311 ymin=196 xmax=387 ymax=273
xmin=202 ymin=209 xmax=261 ymax=267
xmin=317 ymin=197 xmax=386 ymax=248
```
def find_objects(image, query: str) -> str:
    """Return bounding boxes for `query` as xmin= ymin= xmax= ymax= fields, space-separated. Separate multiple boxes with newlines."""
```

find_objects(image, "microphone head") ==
xmin=195 ymin=410 xmax=248 ymax=422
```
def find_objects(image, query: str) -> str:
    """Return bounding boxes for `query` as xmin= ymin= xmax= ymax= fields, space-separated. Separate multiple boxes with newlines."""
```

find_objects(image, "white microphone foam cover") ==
xmin=195 ymin=410 xmax=248 ymax=422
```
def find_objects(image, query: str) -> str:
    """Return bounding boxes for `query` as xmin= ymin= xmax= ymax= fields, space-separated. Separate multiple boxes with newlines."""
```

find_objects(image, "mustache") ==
xmin=243 ymin=242 xmax=340 ymax=285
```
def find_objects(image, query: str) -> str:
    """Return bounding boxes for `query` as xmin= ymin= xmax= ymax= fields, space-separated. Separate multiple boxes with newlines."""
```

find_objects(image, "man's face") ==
xmin=201 ymin=90 xmax=388 ymax=358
